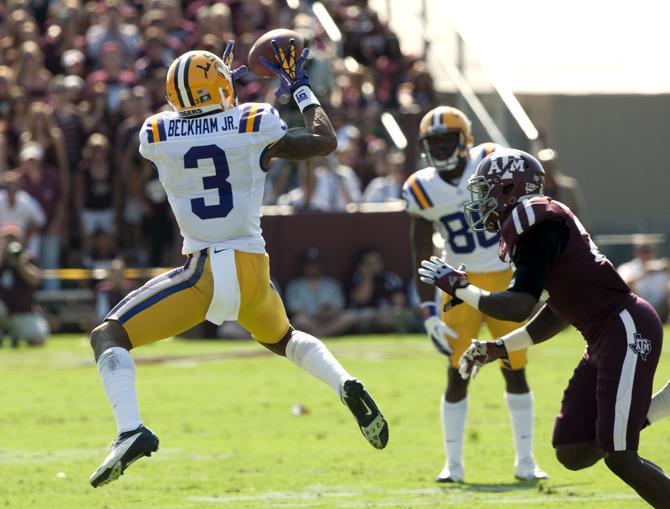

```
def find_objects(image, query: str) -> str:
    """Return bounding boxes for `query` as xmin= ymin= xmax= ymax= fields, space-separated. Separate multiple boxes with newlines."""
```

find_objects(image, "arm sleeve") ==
xmin=509 ymin=220 xmax=569 ymax=299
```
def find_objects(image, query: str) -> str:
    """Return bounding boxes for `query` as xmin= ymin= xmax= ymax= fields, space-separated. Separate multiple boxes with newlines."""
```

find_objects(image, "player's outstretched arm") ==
xmin=261 ymin=38 xmax=337 ymax=161
xmin=418 ymin=255 xmax=538 ymax=322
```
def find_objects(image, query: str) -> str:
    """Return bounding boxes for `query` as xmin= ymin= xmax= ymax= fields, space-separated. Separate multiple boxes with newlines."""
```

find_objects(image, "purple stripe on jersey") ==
xmin=146 ymin=128 xmax=154 ymax=144
xmin=238 ymin=105 xmax=252 ymax=133
xmin=157 ymin=117 xmax=167 ymax=141
xmin=252 ymin=108 xmax=264 ymax=132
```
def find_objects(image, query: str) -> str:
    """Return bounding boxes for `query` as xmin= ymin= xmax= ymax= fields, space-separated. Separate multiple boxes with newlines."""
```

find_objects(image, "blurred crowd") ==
xmin=0 ymin=0 xmax=438 ymax=277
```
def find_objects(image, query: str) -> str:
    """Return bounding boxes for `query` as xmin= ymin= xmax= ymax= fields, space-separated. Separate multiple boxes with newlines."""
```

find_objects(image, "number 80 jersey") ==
xmin=402 ymin=143 xmax=509 ymax=272
xmin=139 ymin=103 xmax=287 ymax=255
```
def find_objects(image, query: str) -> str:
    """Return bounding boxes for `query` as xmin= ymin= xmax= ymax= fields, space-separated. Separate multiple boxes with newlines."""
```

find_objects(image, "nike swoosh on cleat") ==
xmin=361 ymin=400 xmax=373 ymax=416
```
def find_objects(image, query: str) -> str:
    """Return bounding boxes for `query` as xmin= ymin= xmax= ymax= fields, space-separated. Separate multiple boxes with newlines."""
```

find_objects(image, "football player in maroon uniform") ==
xmin=418 ymin=149 xmax=670 ymax=506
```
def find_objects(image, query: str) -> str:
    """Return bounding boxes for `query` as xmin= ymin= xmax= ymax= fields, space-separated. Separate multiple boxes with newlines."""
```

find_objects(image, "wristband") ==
xmin=454 ymin=285 xmax=490 ymax=309
xmin=500 ymin=328 xmax=533 ymax=352
xmin=420 ymin=301 xmax=438 ymax=318
xmin=292 ymin=85 xmax=320 ymax=113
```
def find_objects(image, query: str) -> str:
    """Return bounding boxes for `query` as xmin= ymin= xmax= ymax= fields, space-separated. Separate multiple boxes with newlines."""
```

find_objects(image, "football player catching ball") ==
xmin=88 ymin=39 xmax=388 ymax=488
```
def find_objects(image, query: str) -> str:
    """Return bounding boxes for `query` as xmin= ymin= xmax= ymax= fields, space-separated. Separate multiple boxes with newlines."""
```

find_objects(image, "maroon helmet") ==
xmin=464 ymin=149 xmax=545 ymax=232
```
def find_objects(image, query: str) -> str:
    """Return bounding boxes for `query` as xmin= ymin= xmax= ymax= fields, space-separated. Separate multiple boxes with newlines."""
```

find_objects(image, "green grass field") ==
xmin=1 ymin=327 xmax=669 ymax=508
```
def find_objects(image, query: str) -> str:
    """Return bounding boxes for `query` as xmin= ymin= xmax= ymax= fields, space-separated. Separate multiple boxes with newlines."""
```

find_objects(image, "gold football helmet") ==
xmin=166 ymin=50 xmax=236 ymax=115
xmin=418 ymin=106 xmax=473 ymax=172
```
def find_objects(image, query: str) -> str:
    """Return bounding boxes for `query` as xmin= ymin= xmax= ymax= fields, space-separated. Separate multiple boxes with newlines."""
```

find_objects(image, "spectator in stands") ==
xmin=85 ymin=0 xmax=141 ymax=65
xmin=19 ymin=102 xmax=70 ymax=208
xmin=16 ymin=142 xmax=63 ymax=286
xmin=94 ymin=258 xmax=137 ymax=320
xmin=277 ymin=154 xmax=362 ymax=213
xmin=6 ymin=88 xmax=29 ymax=166
xmin=618 ymin=240 xmax=670 ymax=323
xmin=75 ymin=133 xmax=118 ymax=257
xmin=362 ymin=145 xmax=405 ymax=203
xmin=286 ymin=247 xmax=359 ymax=337
xmin=86 ymin=41 xmax=138 ymax=116
xmin=15 ymin=41 xmax=52 ymax=98
xmin=134 ymin=27 xmax=173 ymax=82
xmin=42 ymin=3 xmax=87 ymax=76
xmin=349 ymin=249 xmax=414 ymax=333
xmin=0 ymin=171 xmax=45 ymax=256
xmin=310 ymin=152 xmax=362 ymax=212
xmin=60 ymin=49 xmax=86 ymax=77
xmin=49 ymin=75 xmax=86 ymax=177
xmin=0 ymin=66 xmax=15 ymax=121
xmin=537 ymin=148 xmax=585 ymax=218
xmin=0 ymin=223 xmax=49 ymax=347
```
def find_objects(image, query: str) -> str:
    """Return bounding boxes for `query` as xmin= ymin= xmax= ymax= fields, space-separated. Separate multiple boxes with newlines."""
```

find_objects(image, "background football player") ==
xmin=420 ymin=149 xmax=670 ymax=507
xmin=88 ymin=39 xmax=388 ymax=488
xmin=403 ymin=107 xmax=545 ymax=483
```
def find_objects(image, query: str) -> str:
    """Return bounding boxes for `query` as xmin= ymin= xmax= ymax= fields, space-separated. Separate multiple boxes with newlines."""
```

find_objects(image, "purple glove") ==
xmin=222 ymin=40 xmax=248 ymax=81
xmin=260 ymin=38 xmax=310 ymax=97
xmin=418 ymin=256 xmax=469 ymax=297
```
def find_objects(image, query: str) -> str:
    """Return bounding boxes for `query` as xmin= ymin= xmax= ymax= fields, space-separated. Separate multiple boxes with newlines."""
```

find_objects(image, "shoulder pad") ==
xmin=402 ymin=172 xmax=434 ymax=214
xmin=499 ymin=196 xmax=568 ymax=260
xmin=140 ymin=113 xmax=169 ymax=148
xmin=237 ymin=102 xmax=287 ymax=136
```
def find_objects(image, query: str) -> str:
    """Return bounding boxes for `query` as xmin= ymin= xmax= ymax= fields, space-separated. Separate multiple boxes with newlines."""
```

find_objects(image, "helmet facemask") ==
xmin=464 ymin=175 xmax=501 ymax=232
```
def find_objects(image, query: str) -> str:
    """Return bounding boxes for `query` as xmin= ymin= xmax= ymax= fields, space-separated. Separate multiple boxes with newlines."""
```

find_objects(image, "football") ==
xmin=247 ymin=28 xmax=305 ymax=78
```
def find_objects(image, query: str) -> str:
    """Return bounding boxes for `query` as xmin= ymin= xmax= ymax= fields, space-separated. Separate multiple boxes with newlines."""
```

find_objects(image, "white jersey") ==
xmin=403 ymin=143 xmax=508 ymax=272
xmin=139 ymin=102 xmax=287 ymax=254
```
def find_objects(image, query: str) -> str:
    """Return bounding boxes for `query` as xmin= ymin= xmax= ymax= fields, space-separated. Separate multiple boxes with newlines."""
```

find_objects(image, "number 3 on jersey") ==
xmin=440 ymin=211 xmax=498 ymax=253
xmin=184 ymin=144 xmax=233 ymax=219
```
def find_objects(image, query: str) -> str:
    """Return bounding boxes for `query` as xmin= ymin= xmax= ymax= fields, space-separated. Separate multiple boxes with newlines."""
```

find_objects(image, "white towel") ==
xmin=205 ymin=247 xmax=241 ymax=325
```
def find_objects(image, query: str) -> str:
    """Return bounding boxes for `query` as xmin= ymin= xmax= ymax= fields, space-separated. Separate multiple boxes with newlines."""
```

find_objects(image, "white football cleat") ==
xmin=435 ymin=462 xmax=464 ymax=483
xmin=515 ymin=457 xmax=548 ymax=481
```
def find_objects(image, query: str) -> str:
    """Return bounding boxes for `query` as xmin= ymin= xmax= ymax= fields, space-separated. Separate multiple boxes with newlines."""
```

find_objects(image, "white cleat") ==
xmin=515 ymin=457 xmax=548 ymax=481
xmin=435 ymin=463 xmax=464 ymax=483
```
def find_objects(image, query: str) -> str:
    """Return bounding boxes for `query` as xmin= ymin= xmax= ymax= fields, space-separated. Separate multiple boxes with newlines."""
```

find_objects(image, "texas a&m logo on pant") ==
xmin=630 ymin=333 xmax=652 ymax=361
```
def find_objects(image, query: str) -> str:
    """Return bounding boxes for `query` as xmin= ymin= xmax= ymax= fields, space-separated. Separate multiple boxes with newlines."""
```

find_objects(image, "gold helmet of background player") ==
xmin=166 ymin=51 xmax=236 ymax=117
xmin=418 ymin=106 xmax=473 ymax=172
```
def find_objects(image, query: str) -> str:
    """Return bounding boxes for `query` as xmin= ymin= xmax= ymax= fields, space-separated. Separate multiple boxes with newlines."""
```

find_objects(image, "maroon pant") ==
xmin=552 ymin=296 xmax=662 ymax=452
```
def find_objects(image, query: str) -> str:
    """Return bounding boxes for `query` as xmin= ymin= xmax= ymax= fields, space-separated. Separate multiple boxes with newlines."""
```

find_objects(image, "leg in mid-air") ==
xmin=90 ymin=249 xmax=212 ymax=487
xmin=89 ymin=321 xmax=159 ymax=488
xmin=260 ymin=328 xmax=388 ymax=449
xmin=236 ymin=251 xmax=388 ymax=450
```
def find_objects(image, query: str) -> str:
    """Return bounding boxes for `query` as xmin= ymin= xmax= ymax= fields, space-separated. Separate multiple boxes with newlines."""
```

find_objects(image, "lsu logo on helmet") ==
xmin=418 ymin=106 xmax=474 ymax=172
xmin=166 ymin=51 xmax=236 ymax=117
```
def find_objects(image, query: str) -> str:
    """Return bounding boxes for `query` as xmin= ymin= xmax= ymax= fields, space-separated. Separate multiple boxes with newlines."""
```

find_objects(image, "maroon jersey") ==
xmin=500 ymin=196 xmax=633 ymax=339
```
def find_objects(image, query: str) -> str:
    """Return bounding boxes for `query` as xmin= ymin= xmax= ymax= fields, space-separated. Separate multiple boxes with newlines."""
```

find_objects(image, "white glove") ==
xmin=458 ymin=339 xmax=488 ymax=380
xmin=424 ymin=315 xmax=457 ymax=356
